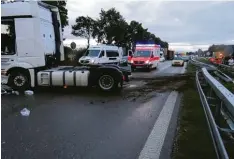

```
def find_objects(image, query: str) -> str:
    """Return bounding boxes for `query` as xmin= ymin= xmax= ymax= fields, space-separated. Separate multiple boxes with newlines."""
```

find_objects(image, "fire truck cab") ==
xmin=130 ymin=44 xmax=160 ymax=71
xmin=209 ymin=52 xmax=225 ymax=64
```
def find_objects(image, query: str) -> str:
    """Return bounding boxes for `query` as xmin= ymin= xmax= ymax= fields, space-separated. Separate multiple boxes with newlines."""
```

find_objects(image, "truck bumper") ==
xmin=131 ymin=64 xmax=152 ymax=69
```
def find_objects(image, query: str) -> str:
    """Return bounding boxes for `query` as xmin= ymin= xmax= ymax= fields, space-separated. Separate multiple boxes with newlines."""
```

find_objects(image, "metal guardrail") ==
xmin=202 ymin=68 xmax=234 ymax=119
xmin=218 ymin=64 xmax=234 ymax=72
xmin=191 ymin=58 xmax=233 ymax=83
xmin=196 ymin=68 xmax=234 ymax=159
xmin=214 ymin=70 xmax=233 ymax=83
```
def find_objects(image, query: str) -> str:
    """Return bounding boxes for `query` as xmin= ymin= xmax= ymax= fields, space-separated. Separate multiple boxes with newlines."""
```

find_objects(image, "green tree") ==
xmin=128 ymin=21 xmax=150 ymax=49
xmin=90 ymin=7 xmax=169 ymax=50
xmin=93 ymin=8 xmax=129 ymax=45
xmin=42 ymin=1 xmax=68 ymax=30
xmin=160 ymin=41 xmax=169 ymax=48
xmin=71 ymin=16 xmax=96 ymax=47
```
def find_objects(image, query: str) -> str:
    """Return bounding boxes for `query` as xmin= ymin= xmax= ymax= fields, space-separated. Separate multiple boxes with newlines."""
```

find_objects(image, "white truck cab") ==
xmin=1 ymin=1 xmax=131 ymax=92
xmin=79 ymin=45 xmax=124 ymax=65
xmin=1 ymin=1 xmax=64 ymax=90
xmin=1 ymin=1 xmax=65 ymax=90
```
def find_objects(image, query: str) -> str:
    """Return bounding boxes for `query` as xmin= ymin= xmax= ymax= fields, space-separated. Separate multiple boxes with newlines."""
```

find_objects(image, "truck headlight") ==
xmin=145 ymin=60 xmax=149 ymax=64
xmin=131 ymin=60 xmax=133 ymax=63
xmin=90 ymin=59 xmax=95 ymax=63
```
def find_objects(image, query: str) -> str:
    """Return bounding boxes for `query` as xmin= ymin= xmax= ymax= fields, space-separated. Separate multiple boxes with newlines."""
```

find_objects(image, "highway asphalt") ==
xmin=1 ymin=60 xmax=186 ymax=159
xmin=132 ymin=61 xmax=187 ymax=79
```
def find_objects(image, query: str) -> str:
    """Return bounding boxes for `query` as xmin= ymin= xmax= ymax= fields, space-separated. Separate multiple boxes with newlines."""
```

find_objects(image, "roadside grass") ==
xmin=197 ymin=57 xmax=211 ymax=64
xmin=221 ymin=81 xmax=234 ymax=93
xmin=172 ymin=62 xmax=216 ymax=159
xmin=209 ymin=71 xmax=234 ymax=93
xmin=186 ymin=61 xmax=197 ymax=73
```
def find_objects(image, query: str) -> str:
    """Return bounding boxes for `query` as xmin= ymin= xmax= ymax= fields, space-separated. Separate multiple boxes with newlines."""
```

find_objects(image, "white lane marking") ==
xmin=180 ymin=62 xmax=187 ymax=74
xmin=138 ymin=91 xmax=179 ymax=159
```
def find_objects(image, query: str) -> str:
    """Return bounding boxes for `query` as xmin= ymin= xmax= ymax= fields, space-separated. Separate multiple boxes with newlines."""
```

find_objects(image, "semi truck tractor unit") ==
xmin=1 ymin=1 xmax=128 ymax=92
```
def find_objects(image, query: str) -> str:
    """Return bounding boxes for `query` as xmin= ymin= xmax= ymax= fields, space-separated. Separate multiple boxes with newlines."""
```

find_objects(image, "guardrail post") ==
xmin=215 ymin=101 xmax=223 ymax=126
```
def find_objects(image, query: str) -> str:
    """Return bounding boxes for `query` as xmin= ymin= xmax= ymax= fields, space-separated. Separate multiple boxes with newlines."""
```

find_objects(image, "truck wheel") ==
xmin=98 ymin=74 xmax=118 ymax=91
xmin=8 ymin=71 xmax=30 ymax=91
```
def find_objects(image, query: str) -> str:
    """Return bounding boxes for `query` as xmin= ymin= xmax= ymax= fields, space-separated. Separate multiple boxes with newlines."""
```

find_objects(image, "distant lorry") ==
xmin=161 ymin=48 xmax=168 ymax=58
xmin=167 ymin=50 xmax=175 ymax=60
xmin=1 ymin=1 xmax=129 ymax=92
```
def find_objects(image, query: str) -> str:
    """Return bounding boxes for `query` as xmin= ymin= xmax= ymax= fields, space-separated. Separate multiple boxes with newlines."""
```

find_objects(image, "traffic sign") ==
xmin=70 ymin=42 xmax=76 ymax=50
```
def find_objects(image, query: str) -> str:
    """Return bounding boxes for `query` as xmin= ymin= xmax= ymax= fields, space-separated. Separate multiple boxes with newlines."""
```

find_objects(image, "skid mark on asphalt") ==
xmin=138 ymin=91 xmax=179 ymax=159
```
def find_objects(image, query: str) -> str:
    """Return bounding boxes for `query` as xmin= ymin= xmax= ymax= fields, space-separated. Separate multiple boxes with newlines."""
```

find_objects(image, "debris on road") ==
xmin=1 ymin=75 xmax=8 ymax=85
xmin=20 ymin=108 xmax=30 ymax=116
xmin=1 ymin=84 xmax=20 ymax=95
xmin=24 ymin=90 xmax=34 ymax=96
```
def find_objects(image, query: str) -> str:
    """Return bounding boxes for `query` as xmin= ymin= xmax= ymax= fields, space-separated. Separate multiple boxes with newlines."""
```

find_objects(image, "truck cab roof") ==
xmin=88 ymin=45 xmax=120 ymax=51
xmin=1 ymin=1 xmax=58 ymax=18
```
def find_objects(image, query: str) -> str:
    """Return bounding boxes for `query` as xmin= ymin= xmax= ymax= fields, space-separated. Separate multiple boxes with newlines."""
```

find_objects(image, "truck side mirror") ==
xmin=128 ymin=50 xmax=133 ymax=57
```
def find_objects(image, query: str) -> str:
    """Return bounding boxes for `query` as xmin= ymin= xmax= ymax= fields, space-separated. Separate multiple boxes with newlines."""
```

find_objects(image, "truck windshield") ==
xmin=1 ymin=20 xmax=16 ymax=55
xmin=85 ymin=50 xmax=100 ymax=57
xmin=134 ymin=50 xmax=151 ymax=57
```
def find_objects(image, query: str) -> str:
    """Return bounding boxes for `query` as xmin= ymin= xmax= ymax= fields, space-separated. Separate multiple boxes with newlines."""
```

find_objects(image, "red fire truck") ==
xmin=209 ymin=51 xmax=225 ymax=64
xmin=130 ymin=44 xmax=161 ymax=71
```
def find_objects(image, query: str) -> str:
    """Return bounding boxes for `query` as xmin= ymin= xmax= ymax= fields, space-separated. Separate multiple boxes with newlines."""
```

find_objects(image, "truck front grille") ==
xmin=134 ymin=61 xmax=144 ymax=64
xmin=80 ymin=60 xmax=90 ymax=64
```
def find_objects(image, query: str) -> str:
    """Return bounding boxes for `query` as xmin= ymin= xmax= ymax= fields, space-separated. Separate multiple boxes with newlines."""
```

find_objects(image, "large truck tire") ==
xmin=8 ymin=70 xmax=30 ymax=91
xmin=98 ymin=73 xmax=119 ymax=92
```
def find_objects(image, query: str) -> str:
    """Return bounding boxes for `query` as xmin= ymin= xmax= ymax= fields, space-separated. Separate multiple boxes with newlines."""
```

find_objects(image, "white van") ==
xmin=79 ymin=45 xmax=123 ymax=65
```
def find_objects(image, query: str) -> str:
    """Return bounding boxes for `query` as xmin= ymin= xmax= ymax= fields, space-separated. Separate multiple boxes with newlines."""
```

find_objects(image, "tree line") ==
xmin=208 ymin=44 xmax=234 ymax=56
xmin=71 ymin=8 xmax=169 ymax=50
xmin=5 ymin=1 xmax=168 ymax=50
xmin=34 ymin=1 xmax=169 ymax=50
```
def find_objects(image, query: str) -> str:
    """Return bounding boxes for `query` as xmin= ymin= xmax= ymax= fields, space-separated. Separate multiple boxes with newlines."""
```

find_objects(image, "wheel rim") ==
xmin=99 ymin=75 xmax=114 ymax=90
xmin=13 ymin=75 xmax=26 ymax=87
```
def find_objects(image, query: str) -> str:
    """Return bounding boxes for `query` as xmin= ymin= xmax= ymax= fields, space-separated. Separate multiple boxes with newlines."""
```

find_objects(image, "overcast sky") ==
xmin=63 ymin=0 xmax=234 ymax=51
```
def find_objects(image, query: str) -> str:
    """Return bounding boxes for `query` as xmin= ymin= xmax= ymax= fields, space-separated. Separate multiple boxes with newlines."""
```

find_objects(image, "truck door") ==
xmin=153 ymin=50 xmax=160 ymax=66
xmin=98 ymin=50 xmax=106 ymax=63
xmin=151 ymin=51 xmax=156 ymax=67
xmin=119 ymin=49 xmax=131 ymax=73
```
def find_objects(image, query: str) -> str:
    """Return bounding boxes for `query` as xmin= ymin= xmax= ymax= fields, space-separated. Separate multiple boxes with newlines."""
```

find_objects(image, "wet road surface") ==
xmin=1 ymin=60 xmax=186 ymax=159
xmin=132 ymin=61 xmax=187 ymax=79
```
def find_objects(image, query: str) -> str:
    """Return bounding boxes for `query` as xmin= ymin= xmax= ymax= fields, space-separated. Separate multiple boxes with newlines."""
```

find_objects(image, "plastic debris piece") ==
xmin=1 ymin=89 xmax=7 ymax=95
xmin=24 ymin=90 xmax=34 ymax=96
xmin=13 ymin=91 xmax=19 ymax=95
xmin=129 ymin=84 xmax=137 ymax=88
xmin=20 ymin=108 xmax=30 ymax=116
